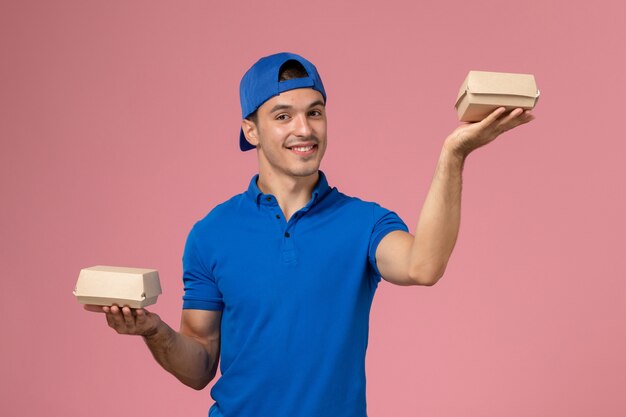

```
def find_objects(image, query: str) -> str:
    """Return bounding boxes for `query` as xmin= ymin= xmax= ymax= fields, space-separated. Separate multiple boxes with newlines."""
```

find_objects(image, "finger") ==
xmin=107 ymin=305 xmax=125 ymax=330
xmin=135 ymin=308 xmax=149 ymax=328
xmin=479 ymin=107 xmax=507 ymax=128
xmin=522 ymin=110 xmax=535 ymax=122
xmin=497 ymin=108 xmax=524 ymax=127
xmin=135 ymin=308 xmax=145 ymax=322
xmin=508 ymin=107 xmax=524 ymax=120
xmin=514 ymin=110 xmax=535 ymax=126
xmin=122 ymin=306 xmax=136 ymax=329
xmin=105 ymin=310 xmax=116 ymax=328
xmin=496 ymin=107 xmax=533 ymax=131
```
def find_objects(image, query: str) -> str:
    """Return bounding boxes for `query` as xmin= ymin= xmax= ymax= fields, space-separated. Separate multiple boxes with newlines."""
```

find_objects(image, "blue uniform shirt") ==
xmin=182 ymin=171 xmax=408 ymax=417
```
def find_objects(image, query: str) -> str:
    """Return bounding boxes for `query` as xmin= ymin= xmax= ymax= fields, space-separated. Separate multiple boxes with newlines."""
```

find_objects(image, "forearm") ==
xmin=143 ymin=320 xmax=217 ymax=390
xmin=409 ymin=140 xmax=466 ymax=283
xmin=377 ymin=109 xmax=533 ymax=286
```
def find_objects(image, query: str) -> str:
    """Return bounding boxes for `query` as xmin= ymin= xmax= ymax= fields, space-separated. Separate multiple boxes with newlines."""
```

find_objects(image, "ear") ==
xmin=241 ymin=119 xmax=259 ymax=148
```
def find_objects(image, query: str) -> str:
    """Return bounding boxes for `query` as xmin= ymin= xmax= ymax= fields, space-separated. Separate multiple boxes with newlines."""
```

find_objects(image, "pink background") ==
xmin=2 ymin=0 xmax=625 ymax=416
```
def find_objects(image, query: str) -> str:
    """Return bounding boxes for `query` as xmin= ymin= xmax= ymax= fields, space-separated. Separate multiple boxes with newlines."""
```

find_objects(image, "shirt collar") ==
xmin=246 ymin=170 xmax=332 ymax=207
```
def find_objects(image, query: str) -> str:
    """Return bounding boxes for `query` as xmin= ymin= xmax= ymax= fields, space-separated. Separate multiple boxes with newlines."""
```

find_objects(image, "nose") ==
xmin=293 ymin=113 xmax=312 ymax=137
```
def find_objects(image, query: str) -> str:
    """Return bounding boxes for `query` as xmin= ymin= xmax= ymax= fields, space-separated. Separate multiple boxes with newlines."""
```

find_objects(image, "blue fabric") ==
xmin=182 ymin=171 xmax=408 ymax=417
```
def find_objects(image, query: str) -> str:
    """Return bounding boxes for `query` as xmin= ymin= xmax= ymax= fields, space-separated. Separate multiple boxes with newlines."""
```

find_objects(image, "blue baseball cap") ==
xmin=239 ymin=52 xmax=327 ymax=151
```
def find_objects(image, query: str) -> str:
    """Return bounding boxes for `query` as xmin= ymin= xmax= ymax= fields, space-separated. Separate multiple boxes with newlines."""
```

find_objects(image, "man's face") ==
xmin=243 ymin=88 xmax=327 ymax=179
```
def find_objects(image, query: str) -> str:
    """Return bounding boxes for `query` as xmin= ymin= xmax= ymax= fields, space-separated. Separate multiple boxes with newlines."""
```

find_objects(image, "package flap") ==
xmin=455 ymin=71 xmax=539 ymax=107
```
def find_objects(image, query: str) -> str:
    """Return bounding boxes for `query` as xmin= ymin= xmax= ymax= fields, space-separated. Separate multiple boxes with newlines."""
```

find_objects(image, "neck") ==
xmin=257 ymin=170 xmax=319 ymax=221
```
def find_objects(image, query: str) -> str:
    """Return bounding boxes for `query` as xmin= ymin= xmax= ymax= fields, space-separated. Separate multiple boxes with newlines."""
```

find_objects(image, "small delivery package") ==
xmin=74 ymin=265 xmax=162 ymax=308
xmin=455 ymin=71 xmax=539 ymax=122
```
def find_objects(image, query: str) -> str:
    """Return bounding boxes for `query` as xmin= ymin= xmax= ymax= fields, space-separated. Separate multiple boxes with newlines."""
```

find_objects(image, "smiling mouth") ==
xmin=287 ymin=144 xmax=317 ymax=155
xmin=290 ymin=145 xmax=314 ymax=151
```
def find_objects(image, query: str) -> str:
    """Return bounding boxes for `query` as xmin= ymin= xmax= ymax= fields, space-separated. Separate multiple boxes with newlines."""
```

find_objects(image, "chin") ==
xmin=289 ymin=165 xmax=320 ymax=178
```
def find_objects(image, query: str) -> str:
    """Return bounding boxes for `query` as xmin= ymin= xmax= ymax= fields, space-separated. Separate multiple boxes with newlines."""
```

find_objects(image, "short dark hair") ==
xmin=278 ymin=59 xmax=309 ymax=81
xmin=246 ymin=60 xmax=309 ymax=124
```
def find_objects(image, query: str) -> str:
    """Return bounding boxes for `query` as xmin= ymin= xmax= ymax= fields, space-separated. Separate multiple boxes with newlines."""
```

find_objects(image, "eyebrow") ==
xmin=268 ymin=100 xmax=325 ymax=114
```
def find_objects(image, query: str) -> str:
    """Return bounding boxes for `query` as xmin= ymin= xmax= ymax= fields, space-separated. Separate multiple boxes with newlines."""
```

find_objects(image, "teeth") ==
xmin=293 ymin=146 xmax=313 ymax=152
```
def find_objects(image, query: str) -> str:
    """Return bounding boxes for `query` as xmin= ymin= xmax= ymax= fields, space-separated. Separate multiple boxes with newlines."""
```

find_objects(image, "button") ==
xmin=275 ymin=214 xmax=280 ymax=219
xmin=265 ymin=197 xmax=272 ymax=202
xmin=284 ymin=232 xmax=290 ymax=238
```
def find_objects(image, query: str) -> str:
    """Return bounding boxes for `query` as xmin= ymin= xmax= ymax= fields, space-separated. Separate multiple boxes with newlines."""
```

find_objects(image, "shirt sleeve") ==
xmin=182 ymin=225 xmax=225 ymax=311
xmin=368 ymin=204 xmax=409 ymax=279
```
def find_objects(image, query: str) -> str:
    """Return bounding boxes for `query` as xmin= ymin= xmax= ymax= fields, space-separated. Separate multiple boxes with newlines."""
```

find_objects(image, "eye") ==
xmin=309 ymin=109 xmax=323 ymax=117
xmin=275 ymin=114 xmax=290 ymax=121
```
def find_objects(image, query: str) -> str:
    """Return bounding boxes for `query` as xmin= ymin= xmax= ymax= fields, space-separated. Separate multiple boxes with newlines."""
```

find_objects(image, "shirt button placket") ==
xmin=281 ymin=211 xmax=300 ymax=264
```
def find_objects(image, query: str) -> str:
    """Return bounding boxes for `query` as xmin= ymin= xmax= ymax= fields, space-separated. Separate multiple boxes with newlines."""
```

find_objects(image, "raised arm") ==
xmin=375 ymin=107 xmax=535 ymax=286
xmin=85 ymin=305 xmax=222 ymax=390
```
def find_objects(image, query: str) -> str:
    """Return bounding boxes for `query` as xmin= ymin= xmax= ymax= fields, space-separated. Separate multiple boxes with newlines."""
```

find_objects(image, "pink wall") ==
xmin=2 ymin=0 xmax=625 ymax=416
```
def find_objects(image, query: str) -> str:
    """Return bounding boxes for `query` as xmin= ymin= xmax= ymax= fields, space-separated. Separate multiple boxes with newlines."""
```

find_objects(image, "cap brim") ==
xmin=239 ymin=128 xmax=256 ymax=151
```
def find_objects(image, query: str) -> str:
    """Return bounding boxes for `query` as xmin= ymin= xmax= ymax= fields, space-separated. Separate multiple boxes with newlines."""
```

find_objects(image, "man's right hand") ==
xmin=83 ymin=304 xmax=221 ymax=389
xmin=84 ymin=304 xmax=161 ymax=338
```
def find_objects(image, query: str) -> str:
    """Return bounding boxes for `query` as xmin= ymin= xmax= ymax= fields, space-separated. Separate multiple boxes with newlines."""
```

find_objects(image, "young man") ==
xmin=86 ymin=52 xmax=534 ymax=416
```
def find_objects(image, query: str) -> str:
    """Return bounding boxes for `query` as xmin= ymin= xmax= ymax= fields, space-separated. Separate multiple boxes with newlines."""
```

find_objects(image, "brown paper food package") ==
xmin=455 ymin=71 xmax=539 ymax=122
xmin=74 ymin=265 xmax=162 ymax=308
